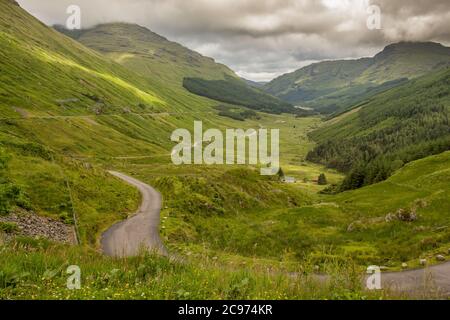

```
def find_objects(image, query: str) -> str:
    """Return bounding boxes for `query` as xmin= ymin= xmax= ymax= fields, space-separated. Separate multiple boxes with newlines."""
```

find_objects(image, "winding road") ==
xmin=101 ymin=171 xmax=168 ymax=258
xmin=380 ymin=263 xmax=450 ymax=297
xmin=102 ymin=172 xmax=449 ymax=296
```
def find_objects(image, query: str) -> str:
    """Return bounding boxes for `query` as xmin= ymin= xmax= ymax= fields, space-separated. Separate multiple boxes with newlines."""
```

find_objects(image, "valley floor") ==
xmin=1 ymin=113 xmax=449 ymax=299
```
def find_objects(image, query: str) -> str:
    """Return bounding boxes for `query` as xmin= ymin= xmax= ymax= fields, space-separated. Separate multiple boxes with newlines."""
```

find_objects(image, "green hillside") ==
xmin=56 ymin=23 xmax=292 ymax=114
xmin=54 ymin=23 xmax=236 ymax=86
xmin=264 ymin=42 xmax=450 ymax=114
xmin=0 ymin=0 xmax=255 ymax=244
xmin=0 ymin=2 xmax=175 ymax=118
xmin=184 ymin=151 xmax=450 ymax=268
xmin=307 ymin=68 xmax=450 ymax=190
xmin=183 ymin=76 xmax=294 ymax=114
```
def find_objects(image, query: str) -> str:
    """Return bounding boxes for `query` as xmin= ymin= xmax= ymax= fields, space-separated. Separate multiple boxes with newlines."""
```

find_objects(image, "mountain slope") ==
xmin=265 ymin=42 xmax=450 ymax=114
xmin=56 ymin=23 xmax=294 ymax=114
xmin=307 ymin=67 xmax=450 ymax=190
xmin=0 ymin=1 xmax=174 ymax=118
xmin=242 ymin=78 xmax=268 ymax=88
xmin=55 ymin=23 xmax=236 ymax=86
xmin=182 ymin=75 xmax=294 ymax=114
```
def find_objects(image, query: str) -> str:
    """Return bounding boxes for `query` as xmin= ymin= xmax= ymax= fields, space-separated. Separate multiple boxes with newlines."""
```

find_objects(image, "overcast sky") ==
xmin=17 ymin=0 xmax=450 ymax=82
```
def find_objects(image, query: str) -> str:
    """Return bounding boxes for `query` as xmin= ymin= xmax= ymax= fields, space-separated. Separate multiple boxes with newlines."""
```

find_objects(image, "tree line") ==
xmin=307 ymin=70 xmax=450 ymax=191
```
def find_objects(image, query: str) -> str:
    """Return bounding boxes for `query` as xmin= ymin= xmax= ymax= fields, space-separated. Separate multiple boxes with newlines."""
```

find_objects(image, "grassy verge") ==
xmin=0 ymin=238 xmax=399 ymax=300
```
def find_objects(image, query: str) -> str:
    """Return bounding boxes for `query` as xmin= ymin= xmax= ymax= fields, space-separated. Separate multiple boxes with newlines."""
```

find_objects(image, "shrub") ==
xmin=0 ymin=183 xmax=30 ymax=214
xmin=318 ymin=173 xmax=328 ymax=185
xmin=0 ymin=222 xmax=18 ymax=233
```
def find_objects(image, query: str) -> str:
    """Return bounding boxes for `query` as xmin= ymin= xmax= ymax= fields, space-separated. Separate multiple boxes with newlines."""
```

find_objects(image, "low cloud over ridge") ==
xmin=17 ymin=0 xmax=450 ymax=81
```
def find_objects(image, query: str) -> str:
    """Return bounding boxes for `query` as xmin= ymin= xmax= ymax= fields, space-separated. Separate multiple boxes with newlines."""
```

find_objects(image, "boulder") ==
xmin=386 ymin=208 xmax=418 ymax=222
xmin=436 ymin=255 xmax=446 ymax=262
xmin=396 ymin=208 xmax=418 ymax=222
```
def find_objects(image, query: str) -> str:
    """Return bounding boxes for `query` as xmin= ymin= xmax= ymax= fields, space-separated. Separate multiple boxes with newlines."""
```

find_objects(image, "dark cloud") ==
xmin=17 ymin=0 xmax=450 ymax=81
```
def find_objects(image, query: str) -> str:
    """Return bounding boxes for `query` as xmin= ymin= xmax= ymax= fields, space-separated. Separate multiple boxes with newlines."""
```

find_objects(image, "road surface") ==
xmin=380 ymin=262 xmax=450 ymax=297
xmin=101 ymin=171 xmax=168 ymax=257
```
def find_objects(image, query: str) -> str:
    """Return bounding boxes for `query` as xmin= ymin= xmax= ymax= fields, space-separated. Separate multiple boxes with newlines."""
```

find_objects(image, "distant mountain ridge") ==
xmin=264 ymin=42 xmax=450 ymax=114
xmin=56 ymin=23 xmax=294 ymax=114
xmin=242 ymin=78 xmax=268 ymax=88
xmin=54 ymin=23 xmax=237 ymax=86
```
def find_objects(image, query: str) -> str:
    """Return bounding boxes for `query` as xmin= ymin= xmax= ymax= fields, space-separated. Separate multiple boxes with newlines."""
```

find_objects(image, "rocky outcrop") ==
xmin=0 ymin=210 xmax=76 ymax=244
xmin=385 ymin=207 xmax=418 ymax=223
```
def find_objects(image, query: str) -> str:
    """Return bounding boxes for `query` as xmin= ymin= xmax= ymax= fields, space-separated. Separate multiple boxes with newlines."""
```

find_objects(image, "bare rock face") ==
xmin=0 ymin=210 xmax=75 ymax=244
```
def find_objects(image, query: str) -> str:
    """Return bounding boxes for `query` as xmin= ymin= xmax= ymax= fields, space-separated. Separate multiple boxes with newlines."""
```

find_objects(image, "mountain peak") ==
xmin=377 ymin=41 xmax=449 ymax=58
xmin=54 ymin=22 xmax=168 ymax=44
xmin=91 ymin=22 xmax=168 ymax=41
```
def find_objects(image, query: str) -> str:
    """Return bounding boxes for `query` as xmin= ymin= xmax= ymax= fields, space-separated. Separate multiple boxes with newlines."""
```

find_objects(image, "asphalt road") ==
xmin=101 ymin=171 xmax=168 ymax=258
xmin=380 ymin=262 xmax=450 ymax=297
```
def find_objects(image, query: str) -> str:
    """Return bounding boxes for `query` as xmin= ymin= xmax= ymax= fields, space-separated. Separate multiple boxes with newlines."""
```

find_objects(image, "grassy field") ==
xmin=2 ymin=237 xmax=404 ymax=300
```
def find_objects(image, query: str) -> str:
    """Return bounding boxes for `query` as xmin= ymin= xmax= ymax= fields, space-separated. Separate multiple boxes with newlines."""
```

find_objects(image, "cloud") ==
xmin=16 ymin=0 xmax=450 ymax=81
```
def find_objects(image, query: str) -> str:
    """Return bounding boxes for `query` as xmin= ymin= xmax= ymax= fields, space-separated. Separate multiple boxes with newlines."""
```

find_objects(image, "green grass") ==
xmin=158 ymin=152 xmax=450 ymax=271
xmin=0 ymin=221 xmax=18 ymax=233
xmin=0 ymin=238 xmax=401 ymax=300
xmin=0 ymin=135 xmax=140 ymax=246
